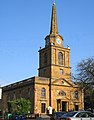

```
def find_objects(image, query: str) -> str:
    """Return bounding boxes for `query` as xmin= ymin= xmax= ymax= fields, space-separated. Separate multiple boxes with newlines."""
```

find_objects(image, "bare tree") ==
xmin=74 ymin=57 xmax=94 ymax=110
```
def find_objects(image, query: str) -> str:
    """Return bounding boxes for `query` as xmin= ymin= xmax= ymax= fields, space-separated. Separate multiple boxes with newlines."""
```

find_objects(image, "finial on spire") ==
xmin=53 ymin=0 xmax=56 ymax=5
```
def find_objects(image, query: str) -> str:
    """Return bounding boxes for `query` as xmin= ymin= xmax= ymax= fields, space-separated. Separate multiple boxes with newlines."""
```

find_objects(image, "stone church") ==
xmin=0 ymin=3 xmax=84 ymax=114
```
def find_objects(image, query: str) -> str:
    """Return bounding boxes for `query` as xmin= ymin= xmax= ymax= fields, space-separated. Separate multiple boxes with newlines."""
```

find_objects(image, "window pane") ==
xmin=41 ymin=88 xmax=46 ymax=98
xmin=44 ymin=53 xmax=47 ymax=65
xmin=74 ymin=91 xmax=78 ymax=99
xmin=60 ymin=69 xmax=64 ymax=75
xmin=58 ymin=52 xmax=63 ymax=65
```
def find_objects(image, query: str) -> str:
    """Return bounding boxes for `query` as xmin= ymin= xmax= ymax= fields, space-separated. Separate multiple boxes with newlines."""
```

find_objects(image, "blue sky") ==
xmin=0 ymin=0 xmax=94 ymax=86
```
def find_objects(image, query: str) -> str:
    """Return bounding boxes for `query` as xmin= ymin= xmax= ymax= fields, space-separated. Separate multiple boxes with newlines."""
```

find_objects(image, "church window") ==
xmin=74 ymin=91 xmax=78 ymax=99
xmin=60 ymin=69 xmax=64 ymax=75
xmin=41 ymin=103 xmax=46 ymax=113
xmin=44 ymin=53 xmax=47 ymax=65
xmin=43 ymin=68 xmax=46 ymax=75
xmin=58 ymin=52 xmax=63 ymax=65
xmin=58 ymin=90 xmax=66 ymax=96
xmin=41 ymin=88 xmax=46 ymax=98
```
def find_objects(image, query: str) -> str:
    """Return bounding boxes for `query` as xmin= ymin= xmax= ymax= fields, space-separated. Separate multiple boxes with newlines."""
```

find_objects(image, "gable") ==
xmin=52 ymin=78 xmax=75 ymax=87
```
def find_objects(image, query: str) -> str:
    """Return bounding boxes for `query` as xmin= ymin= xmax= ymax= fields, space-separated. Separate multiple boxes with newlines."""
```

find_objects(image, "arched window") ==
xmin=58 ymin=90 xmax=66 ymax=96
xmin=41 ymin=88 xmax=46 ymax=98
xmin=74 ymin=91 xmax=78 ymax=99
xmin=58 ymin=52 xmax=63 ymax=65
xmin=60 ymin=69 xmax=64 ymax=75
xmin=44 ymin=53 xmax=47 ymax=65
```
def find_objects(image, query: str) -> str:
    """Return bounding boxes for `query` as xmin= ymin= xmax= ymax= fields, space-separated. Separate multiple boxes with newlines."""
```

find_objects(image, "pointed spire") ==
xmin=50 ymin=2 xmax=58 ymax=35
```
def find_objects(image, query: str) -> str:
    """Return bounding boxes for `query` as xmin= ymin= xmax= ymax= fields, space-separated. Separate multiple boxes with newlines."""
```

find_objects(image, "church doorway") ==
xmin=57 ymin=99 xmax=67 ymax=111
xmin=62 ymin=101 xmax=67 ymax=111
xmin=41 ymin=103 xmax=46 ymax=113
xmin=75 ymin=105 xmax=79 ymax=111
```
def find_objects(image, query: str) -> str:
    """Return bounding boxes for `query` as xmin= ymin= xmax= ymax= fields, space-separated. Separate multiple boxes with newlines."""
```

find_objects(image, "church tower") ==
xmin=38 ymin=3 xmax=71 ymax=82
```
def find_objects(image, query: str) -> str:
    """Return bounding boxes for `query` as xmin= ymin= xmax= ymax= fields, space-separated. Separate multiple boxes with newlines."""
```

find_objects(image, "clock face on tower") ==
xmin=56 ymin=38 xmax=61 ymax=44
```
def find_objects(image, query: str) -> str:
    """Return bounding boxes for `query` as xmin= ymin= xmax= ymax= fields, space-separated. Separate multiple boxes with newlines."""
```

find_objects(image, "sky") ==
xmin=0 ymin=0 xmax=94 ymax=86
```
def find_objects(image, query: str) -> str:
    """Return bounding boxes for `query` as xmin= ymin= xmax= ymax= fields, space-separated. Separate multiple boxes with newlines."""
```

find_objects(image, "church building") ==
xmin=0 ymin=3 xmax=84 ymax=114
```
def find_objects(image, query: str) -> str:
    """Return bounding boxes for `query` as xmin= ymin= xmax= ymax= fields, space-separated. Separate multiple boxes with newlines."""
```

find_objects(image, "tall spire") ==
xmin=50 ymin=2 xmax=58 ymax=35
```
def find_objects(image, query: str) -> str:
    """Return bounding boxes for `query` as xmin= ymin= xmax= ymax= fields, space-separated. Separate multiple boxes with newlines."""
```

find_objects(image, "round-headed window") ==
xmin=58 ymin=52 xmax=63 ymax=65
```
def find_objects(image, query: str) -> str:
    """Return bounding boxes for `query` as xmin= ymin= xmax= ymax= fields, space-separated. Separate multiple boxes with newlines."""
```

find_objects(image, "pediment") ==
xmin=52 ymin=78 xmax=75 ymax=87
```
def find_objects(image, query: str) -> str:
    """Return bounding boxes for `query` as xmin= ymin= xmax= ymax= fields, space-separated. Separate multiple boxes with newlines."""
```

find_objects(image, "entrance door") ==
xmin=62 ymin=102 xmax=67 ymax=111
xmin=41 ymin=103 xmax=46 ymax=113
xmin=75 ymin=105 xmax=79 ymax=111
